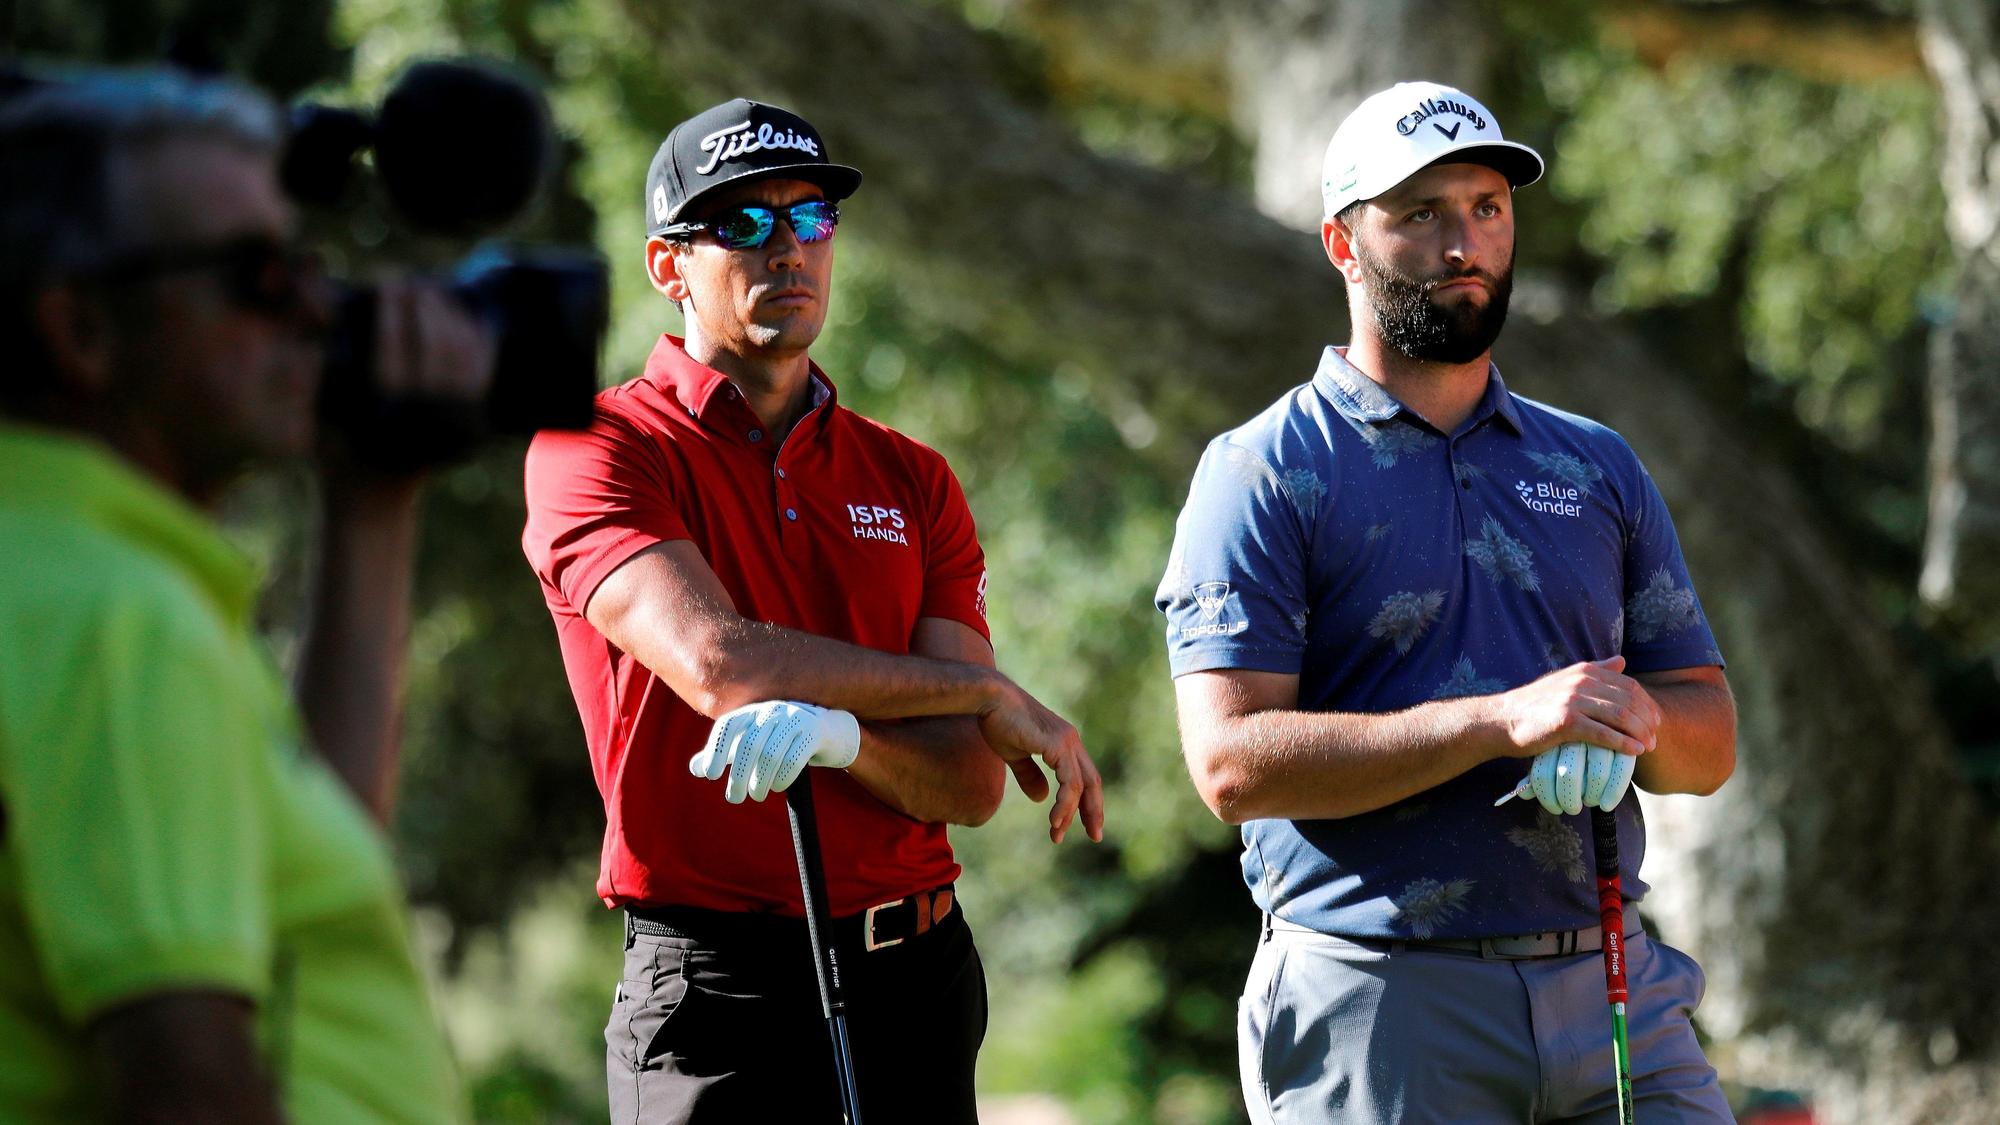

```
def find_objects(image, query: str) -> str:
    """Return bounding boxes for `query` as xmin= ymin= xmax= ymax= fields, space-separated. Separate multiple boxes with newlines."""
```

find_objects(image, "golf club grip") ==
xmin=784 ymin=778 xmax=845 ymax=1016
xmin=1591 ymin=807 xmax=1628 ymax=1004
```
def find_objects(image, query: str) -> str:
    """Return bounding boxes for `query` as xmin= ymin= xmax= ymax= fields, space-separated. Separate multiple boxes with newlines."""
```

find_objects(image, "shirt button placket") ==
xmin=774 ymin=458 xmax=797 ymax=534
xmin=1451 ymin=441 xmax=1483 ymax=540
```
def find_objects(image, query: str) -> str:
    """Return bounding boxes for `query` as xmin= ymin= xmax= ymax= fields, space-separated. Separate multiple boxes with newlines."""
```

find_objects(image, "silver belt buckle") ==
xmin=863 ymin=897 xmax=907 ymax=951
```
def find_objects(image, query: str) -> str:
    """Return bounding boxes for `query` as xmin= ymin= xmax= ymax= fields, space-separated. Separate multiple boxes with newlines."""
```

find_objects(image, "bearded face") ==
xmin=1353 ymin=233 xmax=1513 ymax=365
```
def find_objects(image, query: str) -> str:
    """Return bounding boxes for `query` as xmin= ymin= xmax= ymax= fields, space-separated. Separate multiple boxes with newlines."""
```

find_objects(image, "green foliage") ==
xmin=1544 ymin=47 xmax=1946 ymax=451
xmin=981 ymin=943 xmax=1239 ymax=1125
xmin=418 ymin=870 xmax=624 ymax=1122
xmin=22 ymin=1 xmax=1974 ymax=1119
xmin=394 ymin=450 xmax=608 ymax=936
xmin=336 ymin=2 xmax=1962 ymax=1118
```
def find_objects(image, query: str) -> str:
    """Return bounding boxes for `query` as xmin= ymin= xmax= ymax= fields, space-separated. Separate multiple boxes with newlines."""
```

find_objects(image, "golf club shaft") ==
xmin=1591 ymin=806 xmax=1636 ymax=1125
xmin=786 ymin=776 xmax=864 ymax=1124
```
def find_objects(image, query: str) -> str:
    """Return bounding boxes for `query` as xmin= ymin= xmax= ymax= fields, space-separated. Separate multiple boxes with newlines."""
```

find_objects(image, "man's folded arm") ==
xmin=587 ymin=541 xmax=1092 ymax=835
xmin=842 ymin=617 xmax=1010 ymax=826
xmin=584 ymin=539 xmax=1005 ymax=722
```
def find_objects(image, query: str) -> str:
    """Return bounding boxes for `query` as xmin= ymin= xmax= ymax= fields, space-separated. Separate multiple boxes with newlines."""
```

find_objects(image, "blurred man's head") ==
xmin=1318 ymin=82 xmax=1542 ymax=366
xmin=0 ymin=70 xmax=326 ymax=500
xmin=640 ymin=99 xmax=861 ymax=364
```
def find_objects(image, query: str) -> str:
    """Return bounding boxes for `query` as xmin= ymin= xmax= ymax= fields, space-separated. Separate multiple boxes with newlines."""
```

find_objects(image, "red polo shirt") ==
xmin=522 ymin=335 xmax=989 ymax=917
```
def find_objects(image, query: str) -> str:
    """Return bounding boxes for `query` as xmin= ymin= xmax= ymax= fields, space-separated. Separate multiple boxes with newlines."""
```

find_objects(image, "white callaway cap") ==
xmin=1321 ymin=81 xmax=1545 ymax=219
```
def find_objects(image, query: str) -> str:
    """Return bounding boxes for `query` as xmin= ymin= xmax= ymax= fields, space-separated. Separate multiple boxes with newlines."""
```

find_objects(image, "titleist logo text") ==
xmin=697 ymin=120 xmax=821 ymax=175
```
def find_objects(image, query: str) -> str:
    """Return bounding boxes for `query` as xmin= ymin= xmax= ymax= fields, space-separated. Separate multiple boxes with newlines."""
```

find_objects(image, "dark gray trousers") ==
xmin=607 ymin=904 xmax=986 ymax=1124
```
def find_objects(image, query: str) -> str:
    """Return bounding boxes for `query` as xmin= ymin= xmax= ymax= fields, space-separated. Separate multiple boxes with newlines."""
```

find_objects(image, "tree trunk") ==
xmin=1918 ymin=0 xmax=2000 ymax=649
xmin=1222 ymin=0 xmax=1493 ymax=229
xmin=631 ymin=1 xmax=2000 ymax=1118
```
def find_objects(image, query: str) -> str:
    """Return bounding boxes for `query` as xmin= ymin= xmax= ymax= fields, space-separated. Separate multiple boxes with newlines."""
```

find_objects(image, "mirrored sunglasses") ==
xmin=661 ymin=200 xmax=839 ymax=251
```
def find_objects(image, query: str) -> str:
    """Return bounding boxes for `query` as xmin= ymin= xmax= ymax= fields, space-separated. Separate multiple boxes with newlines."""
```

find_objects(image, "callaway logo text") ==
xmin=1395 ymin=96 xmax=1488 ymax=138
xmin=846 ymin=503 xmax=909 ymax=546
xmin=1515 ymin=479 xmax=1583 ymax=518
xmin=697 ymin=120 xmax=821 ymax=176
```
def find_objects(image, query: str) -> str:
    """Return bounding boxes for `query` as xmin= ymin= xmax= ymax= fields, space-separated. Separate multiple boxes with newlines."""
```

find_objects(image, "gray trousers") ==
xmin=1239 ymin=917 xmax=1732 ymax=1123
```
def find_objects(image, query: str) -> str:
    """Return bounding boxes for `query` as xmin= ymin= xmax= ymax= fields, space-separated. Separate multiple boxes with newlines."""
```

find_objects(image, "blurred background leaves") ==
xmin=9 ymin=0 xmax=2000 ymax=1120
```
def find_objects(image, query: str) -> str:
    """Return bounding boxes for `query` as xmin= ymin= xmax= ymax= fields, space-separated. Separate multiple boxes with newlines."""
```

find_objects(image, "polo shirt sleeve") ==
xmin=523 ymin=410 xmax=689 ymax=615
xmin=1156 ymin=438 xmax=1311 ymax=677
xmin=1618 ymin=455 xmax=1724 ymax=673
xmin=916 ymin=454 xmax=991 ymax=643
xmin=4 ymin=587 xmax=272 ymax=1025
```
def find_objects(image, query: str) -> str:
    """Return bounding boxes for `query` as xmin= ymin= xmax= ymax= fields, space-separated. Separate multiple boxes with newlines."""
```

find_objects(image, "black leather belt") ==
xmin=627 ymin=884 xmax=957 ymax=953
xmin=1412 ymin=926 xmax=1604 ymax=959
xmin=1267 ymin=915 xmax=1628 ymax=960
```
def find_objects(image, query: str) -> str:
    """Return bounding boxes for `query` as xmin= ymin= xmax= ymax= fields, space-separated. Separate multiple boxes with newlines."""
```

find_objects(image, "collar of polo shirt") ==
xmin=1313 ymin=347 xmax=1523 ymax=435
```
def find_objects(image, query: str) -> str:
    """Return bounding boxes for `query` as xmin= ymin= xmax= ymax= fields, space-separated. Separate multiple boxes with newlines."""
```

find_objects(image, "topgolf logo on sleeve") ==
xmin=1182 ymin=581 xmax=1248 ymax=639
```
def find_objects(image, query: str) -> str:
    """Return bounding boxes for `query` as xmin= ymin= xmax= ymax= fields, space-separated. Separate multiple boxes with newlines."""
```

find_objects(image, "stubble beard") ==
xmin=1356 ymin=240 xmax=1514 ymax=365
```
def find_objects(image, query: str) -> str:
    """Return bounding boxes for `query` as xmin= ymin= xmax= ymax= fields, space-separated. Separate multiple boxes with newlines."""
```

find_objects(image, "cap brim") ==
xmin=1333 ymin=139 xmax=1546 ymax=218
xmin=656 ymin=163 xmax=864 ymax=231
xmin=1426 ymin=141 xmax=1544 ymax=190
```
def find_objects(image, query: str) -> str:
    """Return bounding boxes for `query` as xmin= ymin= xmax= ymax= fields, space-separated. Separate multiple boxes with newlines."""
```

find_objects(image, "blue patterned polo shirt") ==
xmin=1156 ymin=346 xmax=1723 ymax=939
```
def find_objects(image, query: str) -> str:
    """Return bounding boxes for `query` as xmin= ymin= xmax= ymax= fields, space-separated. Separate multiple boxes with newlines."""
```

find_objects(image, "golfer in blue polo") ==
xmin=1156 ymin=81 xmax=1738 ymax=1122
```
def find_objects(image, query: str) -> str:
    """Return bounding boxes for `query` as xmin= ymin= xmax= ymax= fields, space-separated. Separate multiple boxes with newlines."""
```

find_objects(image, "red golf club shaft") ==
xmin=1592 ymin=806 xmax=1635 ymax=1125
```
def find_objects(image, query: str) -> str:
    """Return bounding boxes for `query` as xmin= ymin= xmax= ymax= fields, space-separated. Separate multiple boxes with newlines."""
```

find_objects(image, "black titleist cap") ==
xmin=645 ymin=98 xmax=862 ymax=235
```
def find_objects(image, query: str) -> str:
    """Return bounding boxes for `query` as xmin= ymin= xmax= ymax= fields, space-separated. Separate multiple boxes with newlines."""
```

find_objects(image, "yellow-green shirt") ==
xmin=0 ymin=424 xmax=462 ymax=1122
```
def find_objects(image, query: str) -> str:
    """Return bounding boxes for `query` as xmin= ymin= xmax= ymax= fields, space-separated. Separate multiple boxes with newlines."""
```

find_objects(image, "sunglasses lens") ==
xmin=788 ymin=201 xmax=838 ymax=243
xmin=712 ymin=208 xmax=775 ymax=249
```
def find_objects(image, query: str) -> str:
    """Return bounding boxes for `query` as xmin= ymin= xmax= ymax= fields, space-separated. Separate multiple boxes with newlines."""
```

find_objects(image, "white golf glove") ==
xmin=690 ymin=700 xmax=861 ymax=804
xmin=1499 ymin=742 xmax=1636 ymax=815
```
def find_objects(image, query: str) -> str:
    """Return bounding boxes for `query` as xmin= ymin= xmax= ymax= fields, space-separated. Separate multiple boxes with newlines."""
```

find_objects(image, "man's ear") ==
xmin=31 ymin=285 xmax=116 ymax=396
xmin=1323 ymin=216 xmax=1364 ymax=285
xmin=645 ymin=237 xmax=691 ymax=303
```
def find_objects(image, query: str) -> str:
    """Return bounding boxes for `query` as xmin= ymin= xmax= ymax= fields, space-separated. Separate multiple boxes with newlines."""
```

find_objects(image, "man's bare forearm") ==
xmin=591 ymin=543 xmax=1010 ymax=722
xmin=699 ymin=618 xmax=1010 ymax=720
xmin=1181 ymin=659 xmax=1666 ymax=824
xmin=1631 ymin=672 xmax=1736 ymax=796
xmin=1186 ymin=694 xmax=1507 ymax=824
xmin=295 ymin=479 xmax=423 ymax=824
xmin=846 ymin=717 xmax=1006 ymax=826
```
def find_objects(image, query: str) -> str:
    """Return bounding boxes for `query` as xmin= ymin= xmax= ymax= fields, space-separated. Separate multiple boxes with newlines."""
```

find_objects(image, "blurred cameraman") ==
xmin=0 ymin=67 xmax=487 ymax=1121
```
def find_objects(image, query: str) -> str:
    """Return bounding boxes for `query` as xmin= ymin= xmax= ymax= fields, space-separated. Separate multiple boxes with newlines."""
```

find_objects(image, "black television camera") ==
xmin=282 ymin=60 xmax=605 ymax=469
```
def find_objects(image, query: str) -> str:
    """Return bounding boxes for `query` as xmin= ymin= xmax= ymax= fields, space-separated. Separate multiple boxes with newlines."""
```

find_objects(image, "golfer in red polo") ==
xmin=522 ymin=97 xmax=1103 ymax=1125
